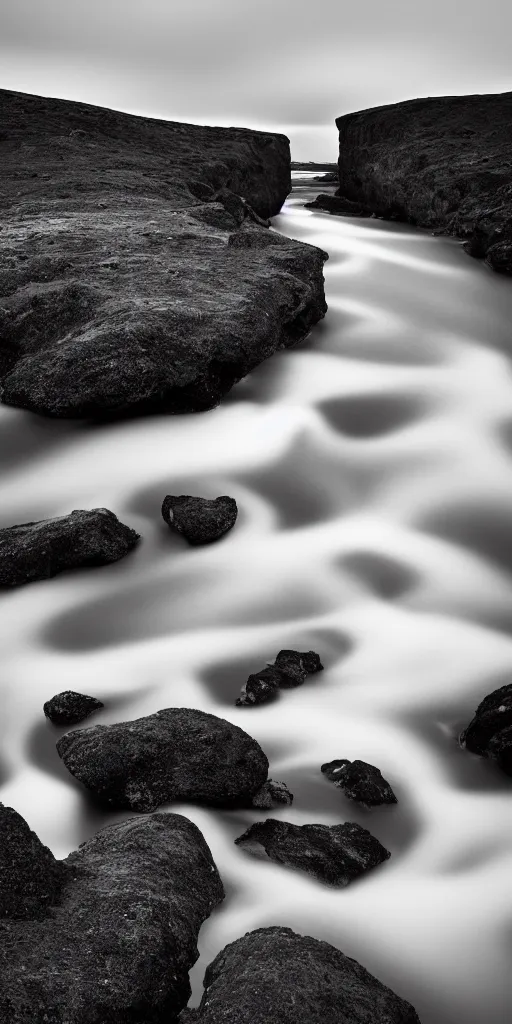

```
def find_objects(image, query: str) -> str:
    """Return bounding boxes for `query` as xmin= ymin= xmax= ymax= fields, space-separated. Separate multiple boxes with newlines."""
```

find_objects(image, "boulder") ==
xmin=0 ymin=508 xmax=139 ymax=586
xmin=181 ymin=926 xmax=421 ymax=1024
xmin=236 ymin=666 xmax=283 ymax=706
xmin=57 ymin=707 xmax=270 ymax=811
xmin=43 ymin=690 xmax=104 ymax=726
xmin=234 ymin=818 xmax=390 ymax=885
xmin=0 ymin=88 xmax=328 ymax=418
xmin=460 ymin=683 xmax=512 ymax=776
xmin=161 ymin=495 xmax=238 ymax=545
xmin=321 ymin=759 xmax=397 ymax=807
xmin=0 ymin=805 xmax=224 ymax=1022
xmin=236 ymin=649 xmax=323 ymax=706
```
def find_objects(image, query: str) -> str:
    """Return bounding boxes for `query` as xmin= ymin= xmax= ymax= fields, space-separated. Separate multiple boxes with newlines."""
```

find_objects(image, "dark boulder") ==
xmin=460 ymin=683 xmax=512 ymax=776
xmin=181 ymin=926 xmax=421 ymax=1024
xmin=236 ymin=649 xmax=323 ymax=706
xmin=57 ymin=707 xmax=269 ymax=811
xmin=304 ymin=193 xmax=372 ymax=217
xmin=0 ymin=508 xmax=139 ymax=587
xmin=236 ymin=665 xmax=283 ymax=706
xmin=0 ymin=804 xmax=68 ymax=920
xmin=251 ymin=779 xmax=293 ymax=809
xmin=321 ymin=759 xmax=398 ymax=807
xmin=274 ymin=648 xmax=323 ymax=685
xmin=43 ymin=690 xmax=104 ymax=726
xmin=161 ymin=495 xmax=238 ymax=545
xmin=234 ymin=818 xmax=390 ymax=886
xmin=0 ymin=807 xmax=224 ymax=1023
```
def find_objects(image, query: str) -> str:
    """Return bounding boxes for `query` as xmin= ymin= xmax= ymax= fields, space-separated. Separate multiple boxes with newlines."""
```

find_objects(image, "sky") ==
xmin=1 ymin=0 xmax=511 ymax=160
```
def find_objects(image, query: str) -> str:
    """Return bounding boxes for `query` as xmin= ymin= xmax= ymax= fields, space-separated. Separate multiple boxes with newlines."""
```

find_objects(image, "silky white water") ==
xmin=1 ymin=171 xmax=512 ymax=1022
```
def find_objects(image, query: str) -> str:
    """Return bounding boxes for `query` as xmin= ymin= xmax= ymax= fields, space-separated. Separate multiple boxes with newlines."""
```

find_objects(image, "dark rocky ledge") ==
xmin=0 ymin=804 xmax=224 ymax=1023
xmin=460 ymin=683 xmax=512 ymax=776
xmin=57 ymin=706 xmax=270 ymax=811
xmin=0 ymin=508 xmax=139 ymax=586
xmin=331 ymin=91 xmax=512 ymax=273
xmin=0 ymin=89 xmax=328 ymax=418
xmin=179 ymin=926 xmax=421 ymax=1023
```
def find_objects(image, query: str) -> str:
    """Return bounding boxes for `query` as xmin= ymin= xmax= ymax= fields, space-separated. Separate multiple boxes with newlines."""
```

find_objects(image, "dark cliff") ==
xmin=333 ymin=91 xmax=512 ymax=274
xmin=0 ymin=89 xmax=327 ymax=418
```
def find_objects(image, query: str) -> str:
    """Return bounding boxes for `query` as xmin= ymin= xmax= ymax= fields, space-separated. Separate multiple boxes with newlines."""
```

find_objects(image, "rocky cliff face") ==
xmin=334 ymin=91 xmax=512 ymax=274
xmin=0 ymin=89 xmax=327 ymax=417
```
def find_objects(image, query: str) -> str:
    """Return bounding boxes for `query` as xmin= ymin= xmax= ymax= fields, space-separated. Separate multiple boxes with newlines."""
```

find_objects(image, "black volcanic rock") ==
xmin=57 ymin=707 xmax=269 ymax=811
xmin=251 ymin=779 xmax=294 ymax=809
xmin=0 ymin=808 xmax=224 ymax=1023
xmin=0 ymin=508 xmax=139 ymax=586
xmin=460 ymin=683 xmax=512 ymax=776
xmin=321 ymin=759 xmax=398 ymax=807
xmin=332 ymin=91 xmax=512 ymax=272
xmin=180 ymin=926 xmax=421 ymax=1024
xmin=0 ymin=88 xmax=328 ymax=418
xmin=236 ymin=649 xmax=323 ymax=706
xmin=0 ymin=804 xmax=68 ymax=920
xmin=43 ymin=690 xmax=104 ymax=726
xmin=161 ymin=495 xmax=238 ymax=545
xmin=234 ymin=818 xmax=390 ymax=885
xmin=304 ymin=194 xmax=372 ymax=217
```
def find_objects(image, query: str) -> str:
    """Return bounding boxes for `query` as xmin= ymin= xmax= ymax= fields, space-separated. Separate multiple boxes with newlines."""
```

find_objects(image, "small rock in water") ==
xmin=460 ymin=683 xmax=512 ymax=776
xmin=161 ymin=494 xmax=238 ymax=545
xmin=236 ymin=649 xmax=323 ymax=705
xmin=43 ymin=691 xmax=104 ymax=726
xmin=234 ymin=818 xmax=390 ymax=886
xmin=182 ymin=925 xmax=421 ymax=1024
xmin=251 ymin=779 xmax=293 ymax=809
xmin=321 ymin=758 xmax=398 ymax=807
xmin=57 ymin=706 xmax=269 ymax=811
xmin=0 ymin=508 xmax=140 ymax=586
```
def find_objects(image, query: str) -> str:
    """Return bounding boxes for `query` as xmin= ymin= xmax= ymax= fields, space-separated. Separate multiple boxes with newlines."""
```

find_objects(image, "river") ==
xmin=1 ymin=171 xmax=512 ymax=1022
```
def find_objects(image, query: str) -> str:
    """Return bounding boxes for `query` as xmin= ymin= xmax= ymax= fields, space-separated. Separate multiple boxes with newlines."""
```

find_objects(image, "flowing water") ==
xmin=2 ymin=171 xmax=512 ymax=1022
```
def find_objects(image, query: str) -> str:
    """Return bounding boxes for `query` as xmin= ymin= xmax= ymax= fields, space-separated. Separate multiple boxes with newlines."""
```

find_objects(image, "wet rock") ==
xmin=321 ymin=759 xmax=398 ymax=807
xmin=0 ymin=508 xmax=140 ymax=586
xmin=460 ymin=683 xmax=512 ymax=776
xmin=57 ymin=707 xmax=269 ymax=811
xmin=161 ymin=494 xmax=238 ymax=545
xmin=0 ymin=88 xmax=328 ymax=418
xmin=43 ymin=690 xmax=104 ymax=726
xmin=182 ymin=925 xmax=421 ymax=1024
xmin=236 ymin=649 xmax=323 ymax=705
xmin=0 ymin=808 xmax=224 ymax=1023
xmin=486 ymin=240 xmax=512 ymax=274
xmin=304 ymin=193 xmax=372 ymax=217
xmin=313 ymin=170 xmax=339 ymax=182
xmin=251 ymin=779 xmax=293 ymax=809
xmin=234 ymin=818 xmax=390 ymax=886
xmin=0 ymin=804 xmax=68 ymax=920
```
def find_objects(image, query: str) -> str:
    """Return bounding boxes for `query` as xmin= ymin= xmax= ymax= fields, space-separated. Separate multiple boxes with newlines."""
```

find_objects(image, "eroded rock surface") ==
xmin=0 ymin=806 xmax=224 ymax=1023
xmin=234 ymin=818 xmax=390 ymax=885
xmin=57 ymin=707 xmax=269 ymax=810
xmin=43 ymin=690 xmax=104 ymax=726
xmin=460 ymin=683 xmax=512 ymax=776
xmin=161 ymin=494 xmax=237 ymax=545
xmin=0 ymin=89 xmax=328 ymax=418
xmin=251 ymin=779 xmax=293 ymax=809
xmin=0 ymin=508 xmax=139 ymax=586
xmin=180 ymin=926 xmax=421 ymax=1024
xmin=236 ymin=649 xmax=323 ymax=706
xmin=321 ymin=759 xmax=398 ymax=807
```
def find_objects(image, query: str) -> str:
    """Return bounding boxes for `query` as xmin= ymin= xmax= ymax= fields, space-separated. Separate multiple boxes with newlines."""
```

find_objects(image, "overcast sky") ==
xmin=1 ymin=0 xmax=511 ymax=159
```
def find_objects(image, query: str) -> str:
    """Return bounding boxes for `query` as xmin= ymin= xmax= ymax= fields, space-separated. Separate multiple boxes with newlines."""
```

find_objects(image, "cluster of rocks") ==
xmin=236 ymin=649 xmax=323 ymax=706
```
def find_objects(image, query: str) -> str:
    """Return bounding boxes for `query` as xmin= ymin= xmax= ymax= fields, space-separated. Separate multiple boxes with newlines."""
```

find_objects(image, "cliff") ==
xmin=332 ymin=91 xmax=512 ymax=274
xmin=0 ymin=90 xmax=327 ymax=418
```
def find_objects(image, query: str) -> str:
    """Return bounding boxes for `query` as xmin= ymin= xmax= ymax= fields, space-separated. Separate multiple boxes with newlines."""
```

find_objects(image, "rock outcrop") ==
xmin=0 ymin=508 xmax=139 ymax=586
xmin=57 ymin=707 xmax=270 ymax=811
xmin=460 ymin=683 xmax=512 ymax=776
xmin=161 ymin=495 xmax=238 ymax=545
xmin=181 ymin=926 xmax=421 ymax=1023
xmin=236 ymin=649 xmax=323 ymax=706
xmin=43 ymin=690 xmax=104 ymax=725
xmin=331 ymin=91 xmax=512 ymax=272
xmin=234 ymin=818 xmax=390 ymax=885
xmin=0 ymin=89 xmax=328 ymax=418
xmin=321 ymin=759 xmax=398 ymax=807
xmin=0 ymin=805 xmax=224 ymax=1023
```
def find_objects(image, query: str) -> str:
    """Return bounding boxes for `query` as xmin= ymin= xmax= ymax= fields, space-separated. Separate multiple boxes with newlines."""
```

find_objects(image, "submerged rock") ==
xmin=57 ymin=707 xmax=269 ymax=811
xmin=251 ymin=779 xmax=294 ymax=809
xmin=460 ymin=683 xmax=512 ymax=776
xmin=321 ymin=759 xmax=398 ymax=807
xmin=43 ymin=690 xmax=104 ymax=726
xmin=234 ymin=818 xmax=390 ymax=886
xmin=181 ymin=925 xmax=421 ymax=1024
xmin=236 ymin=649 xmax=323 ymax=705
xmin=0 ymin=508 xmax=140 ymax=587
xmin=0 ymin=806 xmax=224 ymax=1022
xmin=161 ymin=494 xmax=238 ymax=545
